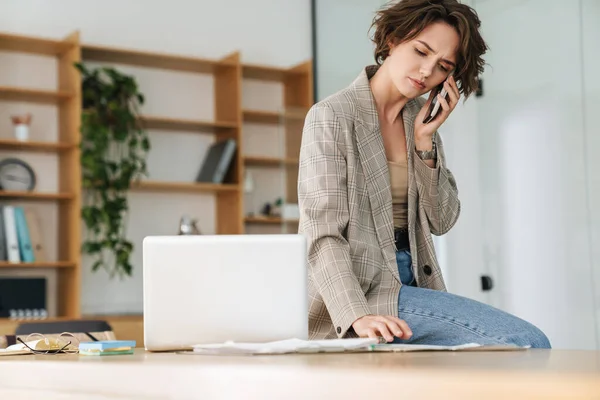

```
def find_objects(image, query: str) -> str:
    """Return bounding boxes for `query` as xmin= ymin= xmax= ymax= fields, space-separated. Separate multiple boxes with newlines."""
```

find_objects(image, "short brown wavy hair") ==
xmin=371 ymin=0 xmax=488 ymax=99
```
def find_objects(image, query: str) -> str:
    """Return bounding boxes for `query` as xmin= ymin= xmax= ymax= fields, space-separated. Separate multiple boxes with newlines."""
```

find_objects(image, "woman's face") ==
xmin=385 ymin=21 xmax=459 ymax=99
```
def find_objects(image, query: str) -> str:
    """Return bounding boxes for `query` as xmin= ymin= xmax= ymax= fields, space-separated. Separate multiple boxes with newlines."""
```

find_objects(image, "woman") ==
xmin=297 ymin=0 xmax=551 ymax=348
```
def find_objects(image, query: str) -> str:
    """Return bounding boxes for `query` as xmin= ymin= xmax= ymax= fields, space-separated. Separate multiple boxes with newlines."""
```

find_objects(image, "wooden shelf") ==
xmin=139 ymin=115 xmax=237 ymax=133
xmin=82 ymin=44 xmax=236 ymax=74
xmin=243 ymin=109 xmax=280 ymax=124
xmin=243 ymin=109 xmax=308 ymax=124
xmin=0 ymin=190 xmax=73 ymax=201
xmin=0 ymin=261 xmax=75 ymax=269
xmin=243 ymin=64 xmax=288 ymax=81
xmin=244 ymin=216 xmax=299 ymax=225
xmin=244 ymin=156 xmax=299 ymax=167
xmin=132 ymin=180 xmax=239 ymax=193
xmin=0 ymin=86 xmax=72 ymax=104
xmin=0 ymin=138 xmax=75 ymax=153
xmin=0 ymin=32 xmax=73 ymax=56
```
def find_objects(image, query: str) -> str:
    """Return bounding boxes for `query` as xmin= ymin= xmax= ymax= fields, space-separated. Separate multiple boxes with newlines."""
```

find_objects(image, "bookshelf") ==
xmin=81 ymin=44 xmax=245 ymax=236
xmin=241 ymin=62 xmax=313 ymax=232
xmin=0 ymin=31 xmax=82 ymax=319
xmin=0 ymin=30 xmax=313 ymax=327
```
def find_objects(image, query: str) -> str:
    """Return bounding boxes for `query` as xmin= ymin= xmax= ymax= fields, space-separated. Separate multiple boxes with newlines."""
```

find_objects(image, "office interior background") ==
xmin=0 ymin=0 xmax=598 ymax=351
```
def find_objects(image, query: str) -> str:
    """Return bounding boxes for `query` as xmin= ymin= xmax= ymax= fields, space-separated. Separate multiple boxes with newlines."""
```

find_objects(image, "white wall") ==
xmin=314 ymin=0 xmax=388 ymax=101
xmin=0 ymin=0 xmax=312 ymax=316
xmin=1 ymin=0 xmax=311 ymax=67
xmin=582 ymin=0 xmax=600 ymax=349
xmin=447 ymin=0 xmax=600 ymax=350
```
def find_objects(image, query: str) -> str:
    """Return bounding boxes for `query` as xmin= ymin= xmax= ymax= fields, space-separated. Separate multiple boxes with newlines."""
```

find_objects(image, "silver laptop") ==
xmin=142 ymin=234 xmax=308 ymax=351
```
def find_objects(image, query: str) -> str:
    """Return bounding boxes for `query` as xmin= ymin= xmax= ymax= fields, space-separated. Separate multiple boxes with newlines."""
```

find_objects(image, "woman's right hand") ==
xmin=352 ymin=315 xmax=413 ymax=342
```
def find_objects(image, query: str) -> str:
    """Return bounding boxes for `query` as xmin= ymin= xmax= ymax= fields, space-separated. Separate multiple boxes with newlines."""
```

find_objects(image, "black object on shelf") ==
xmin=0 ymin=277 xmax=47 ymax=319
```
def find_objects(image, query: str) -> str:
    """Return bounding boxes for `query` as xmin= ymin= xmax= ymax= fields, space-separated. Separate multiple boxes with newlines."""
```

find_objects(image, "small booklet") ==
xmin=190 ymin=338 xmax=529 ymax=356
xmin=79 ymin=340 xmax=136 ymax=356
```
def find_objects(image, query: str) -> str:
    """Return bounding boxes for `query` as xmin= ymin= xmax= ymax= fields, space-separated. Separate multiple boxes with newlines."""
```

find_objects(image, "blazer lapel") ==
xmin=351 ymin=66 xmax=425 ymax=278
xmin=351 ymin=67 xmax=397 ymax=266
xmin=401 ymin=98 xmax=422 ymax=269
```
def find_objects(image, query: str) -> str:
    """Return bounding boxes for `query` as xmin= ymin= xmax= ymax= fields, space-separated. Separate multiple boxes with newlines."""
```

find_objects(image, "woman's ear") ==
xmin=387 ymin=38 xmax=398 ymax=55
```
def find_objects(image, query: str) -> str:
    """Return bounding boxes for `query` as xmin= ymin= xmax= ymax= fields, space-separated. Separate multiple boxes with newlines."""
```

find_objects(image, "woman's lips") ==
xmin=408 ymin=77 xmax=426 ymax=90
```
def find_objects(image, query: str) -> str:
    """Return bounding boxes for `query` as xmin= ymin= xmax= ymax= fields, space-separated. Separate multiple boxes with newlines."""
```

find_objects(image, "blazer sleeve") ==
xmin=297 ymin=104 xmax=372 ymax=338
xmin=412 ymin=131 xmax=461 ymax=235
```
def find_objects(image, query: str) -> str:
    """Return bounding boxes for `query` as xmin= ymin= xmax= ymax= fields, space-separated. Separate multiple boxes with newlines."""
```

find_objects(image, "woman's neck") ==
xmin=369 ymin=63 xmax=410 ymax=124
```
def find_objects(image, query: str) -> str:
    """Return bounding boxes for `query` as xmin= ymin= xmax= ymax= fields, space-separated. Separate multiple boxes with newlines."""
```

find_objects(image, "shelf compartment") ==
xmin=0 ymin=86 xmax=72 ymax=104
xmin=244 ymin=156 xmax=299 ymax=167
xmin=138 ymin=115 xmax=237 ymax=133
xmin=242 ymin=64 xmax=288 ymax=81
xmin=0 ymin=33 xmax=73 ymax=56
xmin=82 ymin=44 xmax=236 ymax=74
xmin=0 ymin=261 xmax=75 ymax=269
xmin=243 ymin=109 xmax=308 ymax=124
xmin=132 ymin=180 xmax=239 ymax=193
xmin=0 ymin=190 xmax=74 ymax=201
xmin=243 ymin=109 xmax=280 ymax=124
xmin=0 ymin=138 xmax=75 ymax=153
xmin=244 ymin=216 xmax=299 ymax=225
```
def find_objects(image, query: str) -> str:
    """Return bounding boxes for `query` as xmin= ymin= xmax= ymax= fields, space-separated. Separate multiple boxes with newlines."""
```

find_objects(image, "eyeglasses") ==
xmin=16 ymin=332 xmax=80 ymax=355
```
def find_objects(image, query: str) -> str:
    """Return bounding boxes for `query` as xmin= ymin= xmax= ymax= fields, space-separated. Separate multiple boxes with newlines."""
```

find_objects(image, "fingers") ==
xmin=373 ymin=321 xmax=394 ymax=342
xmin=382 ymin=316 xmax=413 ymax=340
xmin=366 ymin=329 xmax=380 ymax=340
xmin=376 ymin=316 xmax=412 ymax=342
xmin=394 ymin=318 xmax=413 ymax=339
xmin=438 ymin=93 xmax=450 ymax=114
xmin=417 ymin=90 xmax=435 ymax=120
xmin=354 ymin=315 xmax=414 ymax=342
xmin=449 ymin=75 xmax=460 ymax=98
xmin=444 ymin=81 xmax=458 ymax=108
xmin=384 ymin=317 xmax=404 ymax=338
xmin=446 ymin=75 xmax=460 ymax=106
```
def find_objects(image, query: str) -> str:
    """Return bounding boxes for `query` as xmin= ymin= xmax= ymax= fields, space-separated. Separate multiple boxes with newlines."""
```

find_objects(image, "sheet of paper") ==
xmin=0 ymin=348 xmax=31 ymax=356
xmin=370 ymin=343 xmax=530 ymax=352
xmin=190 ymin=338 xmax=529 ymax=355
xmin=192 ymin=338 xmax=380 ymax=355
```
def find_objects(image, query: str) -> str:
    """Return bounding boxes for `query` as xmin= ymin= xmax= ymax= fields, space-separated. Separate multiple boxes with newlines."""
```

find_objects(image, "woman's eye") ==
xmin=439 ymin=65 xmax=449 ymax=72
xmin=415 ymin=48 xmax=426 ymax=56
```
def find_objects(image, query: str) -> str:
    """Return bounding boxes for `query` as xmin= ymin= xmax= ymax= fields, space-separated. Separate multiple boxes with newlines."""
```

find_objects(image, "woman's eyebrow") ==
xmin=416 ymin=40 xmax=456 ymax=68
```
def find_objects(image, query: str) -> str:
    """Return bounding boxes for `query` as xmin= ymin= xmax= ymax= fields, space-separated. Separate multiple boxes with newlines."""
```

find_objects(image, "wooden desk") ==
xmin=0 ymin=349 xmax=599 ymax=399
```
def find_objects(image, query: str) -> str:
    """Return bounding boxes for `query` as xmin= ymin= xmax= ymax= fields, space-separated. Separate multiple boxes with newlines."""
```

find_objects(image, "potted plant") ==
xmin=75 ymin=62 xmax=150 ymax=278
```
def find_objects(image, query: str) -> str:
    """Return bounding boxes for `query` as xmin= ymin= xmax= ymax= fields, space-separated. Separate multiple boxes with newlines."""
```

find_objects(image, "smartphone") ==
xmin=422 ymin=72 xmax=453 ymax=124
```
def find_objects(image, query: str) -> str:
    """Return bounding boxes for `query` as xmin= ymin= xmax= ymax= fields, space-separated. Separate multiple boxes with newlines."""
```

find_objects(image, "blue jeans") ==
xmin=395 ymin=250 xmax=551 ymax=348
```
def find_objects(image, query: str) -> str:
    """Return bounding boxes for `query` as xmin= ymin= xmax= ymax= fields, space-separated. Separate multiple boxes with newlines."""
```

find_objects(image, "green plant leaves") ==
xmin=77 ymin=62 xmax=150 ymax=278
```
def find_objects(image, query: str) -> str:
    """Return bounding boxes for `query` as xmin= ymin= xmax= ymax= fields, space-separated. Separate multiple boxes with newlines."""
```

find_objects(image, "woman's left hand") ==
xmin=414 ymin=74 xmax=460 ymax=142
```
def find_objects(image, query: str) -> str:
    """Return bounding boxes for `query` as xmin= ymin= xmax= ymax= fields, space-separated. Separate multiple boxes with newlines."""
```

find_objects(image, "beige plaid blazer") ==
xmin=297 ymin=65 xmax=460 ymax=340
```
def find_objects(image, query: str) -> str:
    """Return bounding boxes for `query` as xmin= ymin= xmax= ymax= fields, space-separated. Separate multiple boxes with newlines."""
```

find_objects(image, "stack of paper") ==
xmin=191 ymin=338 xmax=529 ymax=356
xmin=192 ymin=338 xmax=380 ymax=355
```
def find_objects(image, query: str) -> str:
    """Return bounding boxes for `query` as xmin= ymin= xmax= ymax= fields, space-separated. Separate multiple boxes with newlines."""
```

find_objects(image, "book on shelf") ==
xmin=0 ymin=205 xmax=45 ymax=263
xmin=195 ymin=139 xmax=237 ymax=184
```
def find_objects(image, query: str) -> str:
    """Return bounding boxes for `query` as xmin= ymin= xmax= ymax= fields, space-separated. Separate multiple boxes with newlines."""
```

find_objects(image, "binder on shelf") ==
xmin=24 ymin=208 xmax=46 ymax=262
xmin=0 ymin=206 xmax=6 ymax=261
xmin=3 ymin=206 xmax=20 ymax=263
xmin=14 ymin=206 xmax=34 ymax=263
xmin=196 ymin=139 xmax=237 ymax=184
